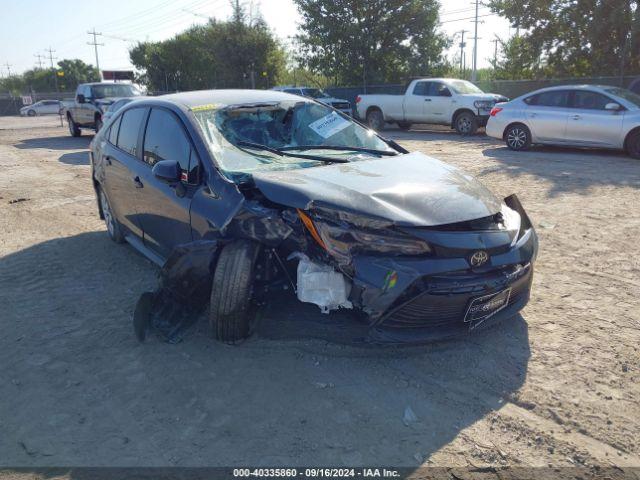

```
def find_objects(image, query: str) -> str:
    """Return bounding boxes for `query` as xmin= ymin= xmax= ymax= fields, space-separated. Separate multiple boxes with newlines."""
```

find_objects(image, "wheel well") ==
xmin=94 ymin=112 xmax=102 ymax=121
xmin=623 ymin=126 xmax=640 ymax=151
xmin=365 ymin=106 xmax=382 ymax=119
xmin=502 ymin=122 xmax=530 ymax=140
xmin=93 ymin=179 xmax=104 ymax=220
xmin=452 ymin=108 xmax=475 ymax=125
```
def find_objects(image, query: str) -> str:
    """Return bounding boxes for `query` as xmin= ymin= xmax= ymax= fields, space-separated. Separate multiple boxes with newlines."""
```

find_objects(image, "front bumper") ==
xmin=347 ymin=219 xmax=538 ymax=344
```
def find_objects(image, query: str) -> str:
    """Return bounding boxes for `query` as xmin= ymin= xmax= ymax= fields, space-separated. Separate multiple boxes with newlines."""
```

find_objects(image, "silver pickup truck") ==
xmin=65 ymin=82 xmax=142 ymax=136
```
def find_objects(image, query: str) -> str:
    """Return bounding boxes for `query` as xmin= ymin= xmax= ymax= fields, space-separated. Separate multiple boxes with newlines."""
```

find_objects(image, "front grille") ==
xmin=382 ymin=266 xmax=532 ymax=328
xmin=332 ymin=102 xmax=350 ymax=110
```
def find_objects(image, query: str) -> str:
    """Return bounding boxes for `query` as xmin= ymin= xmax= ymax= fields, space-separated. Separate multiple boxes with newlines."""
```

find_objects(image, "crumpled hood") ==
xmin=251 ymin=152 xmax=503 ymax=227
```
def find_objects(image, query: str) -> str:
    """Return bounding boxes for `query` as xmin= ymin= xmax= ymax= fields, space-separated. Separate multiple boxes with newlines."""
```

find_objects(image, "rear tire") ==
xmin=625 ymin=130 xmax=640 ymax=159
xmin=454 ymin=111 xmax=478 ymax=135
xmin=98 ymin=187 xmax=124 ymax=243
xmin=209 ymin=240 xmax=261 ymax=344
xmin=505 ymin=124 xmax=532 ymax=151
xmin=366 ymin=109 xmax=385 ymax=131
xmin=397 ymin=122 xmax=412 ymax=131
xmin=68 ymin=115 xmax=81 ymax=137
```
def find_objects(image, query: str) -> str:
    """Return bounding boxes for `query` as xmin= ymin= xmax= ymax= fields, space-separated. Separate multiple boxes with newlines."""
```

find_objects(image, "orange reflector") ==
xmin=297 ymin=209 xmax=326 ymax=250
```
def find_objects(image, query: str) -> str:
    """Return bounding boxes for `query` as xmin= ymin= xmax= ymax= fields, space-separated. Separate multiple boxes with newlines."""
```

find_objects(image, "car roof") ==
xmin=154 ymin=89 xmax=305 ymax=109
xmin=528 ymin=84 xmax=619 ymax=94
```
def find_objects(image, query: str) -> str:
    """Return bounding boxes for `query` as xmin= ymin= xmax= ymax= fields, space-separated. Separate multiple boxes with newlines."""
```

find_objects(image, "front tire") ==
xmin=454 ymin=111 xmax=478 ymax=135
xmin=98 ymin=187 xmax=124 ymax=243
xmin=209 ymin=240 xmax=261 ymax=344
xmin=366 ymin=109 xmax=385 ymax=131
xmin=67 ymin=115 xmax=81 ymax=137
xmin=505 ymin=124 xmax=532 ymax=151
xmin=625 ymin=130 xmax=640 ymax=159
xmin=27 ymin=109 xmax=36 ymax=117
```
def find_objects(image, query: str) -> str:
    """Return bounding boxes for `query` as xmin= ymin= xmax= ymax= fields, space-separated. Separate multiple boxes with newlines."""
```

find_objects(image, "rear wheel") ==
xmin=209 ymin=240 xmax=261 ymax=344
xmin=98 ymin=187 xmax=124 ymax=243
xmin=625 ymin=130 xmax=640 ymax=159
xmin=454 ymin=111 xmax=478 ymax=135
xmin=397 ymin=122 xmax=412 ymax=131
xmin=505 ymin=124 xmax=532 ymax=151
xmin=366 ymin=109 xmax=385 ymax=131
xmin=67 ymin=115 xmax=81 ymax=137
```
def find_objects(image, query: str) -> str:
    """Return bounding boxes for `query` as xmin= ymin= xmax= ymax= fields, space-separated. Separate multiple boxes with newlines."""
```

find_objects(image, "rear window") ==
xmin=116 ymin=108 xmax=146 ymax=156
xmin=525 ymin=90 xmax=569 ymax=107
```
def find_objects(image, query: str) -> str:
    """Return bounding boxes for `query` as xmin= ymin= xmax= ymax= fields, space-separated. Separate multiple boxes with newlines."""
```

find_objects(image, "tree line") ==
xmin=1 ymin=0 xmax=639 ymax=95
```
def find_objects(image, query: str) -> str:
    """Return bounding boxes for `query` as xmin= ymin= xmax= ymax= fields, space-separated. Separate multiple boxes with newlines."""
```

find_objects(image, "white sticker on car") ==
xmin=308 ymin=112 xmax=351 ymax=138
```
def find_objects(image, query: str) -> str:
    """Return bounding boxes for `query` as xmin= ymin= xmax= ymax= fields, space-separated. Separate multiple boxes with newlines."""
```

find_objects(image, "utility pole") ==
xmin=34 ymin=54 xmax=45 ymax=69
xmin=45 ymin=47 xmax=59 ymax=92
xmin=471 ymin=0 xmax=480 ymax=82
xmin=3 ymin=62 xmax=12 ymax=77
xmin=458 ymin=30 xmax=469 ymax=76
xmin=491 ymin=37 xmax=499 ymax=67
xmin=87 ymin=28 xmax=104 ymax=79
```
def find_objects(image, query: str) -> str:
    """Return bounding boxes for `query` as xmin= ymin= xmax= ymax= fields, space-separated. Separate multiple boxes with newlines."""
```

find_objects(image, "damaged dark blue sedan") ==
xmin=90 ymin=89 xmax=538 ymax=344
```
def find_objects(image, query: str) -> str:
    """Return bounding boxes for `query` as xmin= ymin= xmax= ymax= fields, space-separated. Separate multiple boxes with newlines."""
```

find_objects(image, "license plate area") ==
xmin=464 ymin=288 xmax=511 ymax=330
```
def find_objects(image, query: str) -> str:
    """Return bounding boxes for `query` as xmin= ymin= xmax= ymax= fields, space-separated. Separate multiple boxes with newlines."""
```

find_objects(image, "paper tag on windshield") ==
xmin=308 ymin=112 xmax=350 ymax=138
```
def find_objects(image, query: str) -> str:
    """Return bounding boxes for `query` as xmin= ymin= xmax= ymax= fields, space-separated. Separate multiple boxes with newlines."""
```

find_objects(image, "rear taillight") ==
xmin=355 ymin=95 xmax=361 ymax=103
xmin=490 ymin=107 xmax=503 ymax=116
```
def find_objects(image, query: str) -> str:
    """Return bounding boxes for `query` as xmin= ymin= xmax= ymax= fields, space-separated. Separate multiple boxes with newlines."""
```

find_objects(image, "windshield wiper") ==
xmin=235 ymin=141 xmax=350 ymax=164
xmin=280 ymin=145 xmax=398 ymax=156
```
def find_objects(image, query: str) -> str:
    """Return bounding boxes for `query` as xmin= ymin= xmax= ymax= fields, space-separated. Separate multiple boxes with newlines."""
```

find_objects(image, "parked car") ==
xmin=102 ymin=96 xmax=145 ymax=124
xmin=486 ymin=85 xmax=640 ymax=158
xmin=271 ymin=86 xmax=352 ymax=116
xmin=20 ymin=100 xmax=63 ymax=116
xmin=90 ymin=89 xmax=537 ymax=344
xmin=66 ymin=82 xmax=142 ymax=136
xmin=356 ymin=78 xmax=508 ymax=135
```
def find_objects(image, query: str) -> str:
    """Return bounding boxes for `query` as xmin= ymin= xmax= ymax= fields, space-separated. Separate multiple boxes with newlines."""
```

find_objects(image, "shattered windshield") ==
xmin=192 ymin=100 xmax=395 ymax=180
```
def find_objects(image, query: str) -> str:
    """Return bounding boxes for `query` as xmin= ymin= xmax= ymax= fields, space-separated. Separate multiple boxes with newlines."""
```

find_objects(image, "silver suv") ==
xmin=486 ymin=85 xmax=640 ymax=158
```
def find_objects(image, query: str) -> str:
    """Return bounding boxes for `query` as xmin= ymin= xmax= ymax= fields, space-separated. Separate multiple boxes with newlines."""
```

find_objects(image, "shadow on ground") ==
xmin=0 ymin=232 xmax=530 ymax=467
xmin=14 ymin=135 xmax=92 ymax=151
xmin=58 ymin=151 xmax=90 ymax=165
xmin=482 ymin=145 xmax=640 ymax=196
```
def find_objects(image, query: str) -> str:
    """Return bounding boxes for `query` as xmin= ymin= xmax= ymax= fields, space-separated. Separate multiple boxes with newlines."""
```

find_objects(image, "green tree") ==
xmin=130 ymin=3 xmax=286 ymax=92
xmin=0 ymin=59 xmax=99 ymax=94
xmin=488 ymin=0 xmax=640 ymax=78
xmin=293 ymin=0 xmax=450 ymax=86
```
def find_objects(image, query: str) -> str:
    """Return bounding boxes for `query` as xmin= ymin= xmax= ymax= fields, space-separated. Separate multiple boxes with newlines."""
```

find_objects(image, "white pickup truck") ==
xmin=355 ymin=78 xmax=508 ymax=135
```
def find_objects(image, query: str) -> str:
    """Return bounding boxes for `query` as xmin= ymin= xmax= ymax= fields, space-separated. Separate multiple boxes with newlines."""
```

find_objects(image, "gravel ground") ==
xmin=0 ymin=116 xmax=638 ymax=470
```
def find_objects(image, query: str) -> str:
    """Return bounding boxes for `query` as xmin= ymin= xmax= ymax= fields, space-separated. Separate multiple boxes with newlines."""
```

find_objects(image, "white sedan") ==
xmin=20 ymin=100 xmax=63 ymax=116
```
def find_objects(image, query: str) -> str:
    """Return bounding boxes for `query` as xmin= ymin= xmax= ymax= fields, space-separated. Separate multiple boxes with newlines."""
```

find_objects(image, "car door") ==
xmin=523 ymin=90 xmax=572 ymax=143
xmin=134 ymin=107 xmax=195 ymax=257
xmin=424 ymin=82 xmax=454 ymax=124
xmin=564 ymin=90 xmax=625 ymax=147
xmin=42 ymin=100 xmax=58 ymax=114
xmin=404 ymin=81 xmax=432 ymax=122
xmin=101 ymin=107 xmax=148 ymax=239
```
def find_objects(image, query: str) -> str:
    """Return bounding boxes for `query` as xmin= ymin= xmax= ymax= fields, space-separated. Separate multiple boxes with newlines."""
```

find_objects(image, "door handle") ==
xmin=572 ymin=115 xmax=581 ymax=120
xmin=133 ymin=176 xmax=144 ymax=188
xmin=104 ymin=156 xmax=112 ymax=166
xmin=424 ymin=98 xmax=432 ymax=102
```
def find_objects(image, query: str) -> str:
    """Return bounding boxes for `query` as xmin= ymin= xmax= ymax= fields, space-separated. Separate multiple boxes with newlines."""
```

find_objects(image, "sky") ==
xmin=0 ymin=0 xmax=514 ymax=79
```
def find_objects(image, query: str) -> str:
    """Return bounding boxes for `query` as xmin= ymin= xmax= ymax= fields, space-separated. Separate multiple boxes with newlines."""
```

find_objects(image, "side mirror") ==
xmin=605 ymin=102 xmax=622 ymax=111
xmin=77 ymin=94 xmax=85 ymax=104
xmin=152 ymin=159 xmax=181 ymax=183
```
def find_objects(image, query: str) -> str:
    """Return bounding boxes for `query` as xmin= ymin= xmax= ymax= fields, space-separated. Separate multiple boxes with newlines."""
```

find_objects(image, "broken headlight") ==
xmin=313 ymin=220 xmax=432 ymax=262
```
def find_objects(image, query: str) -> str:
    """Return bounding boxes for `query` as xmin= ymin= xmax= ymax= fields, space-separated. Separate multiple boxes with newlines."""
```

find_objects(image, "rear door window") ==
xmin=116 ymin=107 xmax=146 ymax=156
xmin=525 ymin=90 xmax=569 ymax=107
xmin=142 ymin=108 xmax=191 ymax=174
xmin=413 ymin=81 xmax=432 ymax=96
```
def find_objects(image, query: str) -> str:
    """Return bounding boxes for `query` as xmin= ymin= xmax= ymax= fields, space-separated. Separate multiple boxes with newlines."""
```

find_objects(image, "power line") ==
xmin=34 ymin=54 xmax=46 ymax=69
xmin=439 ymin=12 xmax=493 ymax=24
xmin=87 ymin=28 xmax=105 ymax=75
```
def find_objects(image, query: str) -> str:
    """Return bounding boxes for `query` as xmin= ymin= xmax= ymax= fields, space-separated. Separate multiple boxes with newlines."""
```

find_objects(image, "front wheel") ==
xmin=454 ymin=111 xmax=478 ymax=135
xmin=209 ymin=240 xmax=261 ymax=344
xmin=95 ymin=116 xmax=103 ymax=133
xmin=505 ymin=124 xmax=532 ymax=151
xmin=625 ymin=130 xmax=640 ymax=159
xmin=366 ymin=109 xmax=385 ymax=131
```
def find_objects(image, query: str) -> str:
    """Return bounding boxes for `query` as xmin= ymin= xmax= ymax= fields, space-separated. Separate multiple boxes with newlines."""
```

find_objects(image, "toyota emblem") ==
xmin=470 ymin=250 xmax=489 ymax=267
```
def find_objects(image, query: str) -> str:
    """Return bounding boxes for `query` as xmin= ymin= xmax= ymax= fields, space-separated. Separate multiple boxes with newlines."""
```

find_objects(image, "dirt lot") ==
xmin=0 ymin=115 xmax=639 ymax=470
